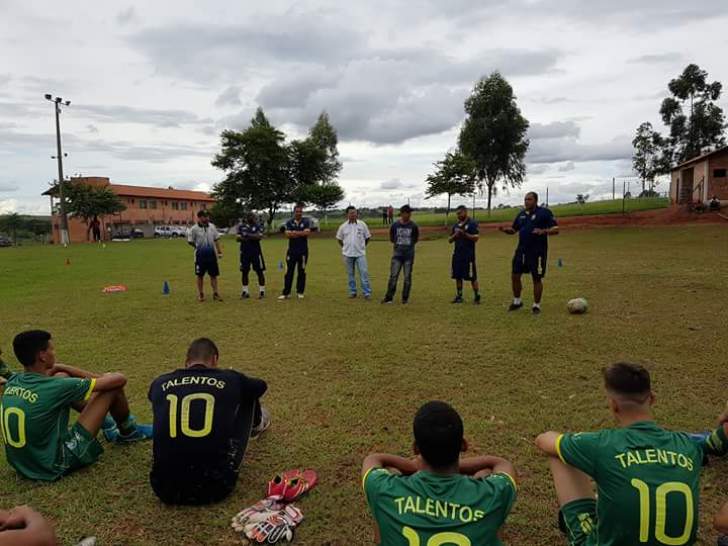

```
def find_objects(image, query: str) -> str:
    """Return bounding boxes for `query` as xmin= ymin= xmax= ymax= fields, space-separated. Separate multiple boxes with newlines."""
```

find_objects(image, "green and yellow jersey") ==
xmin=557 ymin=421 xmax=705 ymax=546
xmin=363 ymin=468 xmax=516 ymax=546
xmin=0 ymin=372 xmax=95 ymax=480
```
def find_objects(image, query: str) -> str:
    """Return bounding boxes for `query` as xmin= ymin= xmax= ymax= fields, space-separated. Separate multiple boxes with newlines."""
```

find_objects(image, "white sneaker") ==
xmin=297 ymin=294 xmax=305 ymax=300
xmin=278 ymin=294 xmax=290 ymax=300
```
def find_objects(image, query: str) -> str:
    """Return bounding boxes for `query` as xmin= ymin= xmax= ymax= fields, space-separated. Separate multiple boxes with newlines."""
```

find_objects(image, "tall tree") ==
xmin=208 ymin=198 xmax=245 ymax=228
xmin=632 ymin=122 xmax=669 ymax=193
xmin=212 ymin=108 xmax=294 ymax=227
xmin=0 ymin=213 xmax=22 ymax=244
xmin=660 ymin=64 xmax=726 ymax=165
xmin=308 ymin=112 xmax=342 ymax=184
xmin=63 ymin=183 xmax=126 ymax=225
xmin=458 ymin=72 xmax=529 ymax=215
xmin=425 ymin=151 xmax=477 ymax=220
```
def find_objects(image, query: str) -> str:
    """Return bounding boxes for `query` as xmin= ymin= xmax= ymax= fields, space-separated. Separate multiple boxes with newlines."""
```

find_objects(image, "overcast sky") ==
xmin=2 ymin=0 xmax=727 ymax=214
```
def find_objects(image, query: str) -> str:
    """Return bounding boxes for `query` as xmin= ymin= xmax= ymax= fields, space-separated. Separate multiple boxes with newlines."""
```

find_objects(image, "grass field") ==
xmin=0 ymin=223 xmax=726 ymax=545
xmin=314 ymin=197 xmax=669 ymax=230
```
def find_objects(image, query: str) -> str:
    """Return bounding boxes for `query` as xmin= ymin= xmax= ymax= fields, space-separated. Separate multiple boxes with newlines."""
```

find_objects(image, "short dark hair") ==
xmin=294 ymin=203 xmax=304 ymax=212
xmin=13 ymin=330 xmax=52 ymax=367
xmin=456 ymin=205 xmax=467 ymax=211
xmin=400 ymin=205 xmax=412 ymax=214
xmin=413 ymin=401 xmax=463 ymax=469
xmin=345 ymin=205 xmax=356 ymax=213
xmin=603 ymin=362 xmax=651 ymax=403
xmin=197 ymin=210 xmax=209 ymax=218
xmin=186 ymin=338 xmax=219 ymax=363
xmin=526 ymin=191 xmax=538 ymax=202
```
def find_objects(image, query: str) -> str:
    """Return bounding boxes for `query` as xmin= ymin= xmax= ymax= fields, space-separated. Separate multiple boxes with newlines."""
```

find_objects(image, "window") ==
xmin=139 ymin=200 xmax=147 ymax=209
xmin=180 ymin=202 xmax=188 ymax=211
xmin=171 ymin=202 xmax=179 ymax=210
xmin=149 ymin=200 xmax=158 ymax=209
xmin=714 ymin=168 xmax=727 ymax=178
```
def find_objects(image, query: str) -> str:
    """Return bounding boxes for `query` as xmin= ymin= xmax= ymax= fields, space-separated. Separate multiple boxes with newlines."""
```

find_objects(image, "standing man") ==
xmin=381 ymin=207 xmax=388 ymax=226
xmin=88 ymin=215 xmax=102 ymax=242
xmin=187 ymin=210 xmax=223 ymax=302
xmin=499 ymin=191 xmax=558 ymax=314
xmin=336 ymin=206 xmax=372 ymax=299
xmin=382 ymin=205 xmax=419 ymax=304
xmin=237 ymin=213 xmax=266 ymax=300
xmin=279 ymin=204 xmax=311 ymax=300
xmin=148 ymin=338 xmax=270 ymax=505
xmin=387 ymin=204 xmax=394 ymax=225
xmin=449 ymin=205 xmax=480 ymax=304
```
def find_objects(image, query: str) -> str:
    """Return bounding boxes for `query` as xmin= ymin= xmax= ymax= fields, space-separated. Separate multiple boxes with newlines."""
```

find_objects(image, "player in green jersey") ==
xmin=362 ymin=401 xmax=517 ymax=546
xmin=536 ymin=362 xmax=708 ymax=546
xmin=0 ymin=330 xmax=152 ymax=481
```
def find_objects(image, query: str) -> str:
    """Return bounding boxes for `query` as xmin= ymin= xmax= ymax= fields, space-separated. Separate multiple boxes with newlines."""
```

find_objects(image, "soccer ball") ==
xmin=567 ymin=298 xmax=588 ymax=314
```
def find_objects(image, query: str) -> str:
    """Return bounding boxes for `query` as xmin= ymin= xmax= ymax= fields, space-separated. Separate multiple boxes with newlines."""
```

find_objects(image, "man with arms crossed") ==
xmin=382 ymin=205 xmax=419 ymax=304
xmin=0 ymin=330 xmax=152 ymax=482
xmin=336 ymin=206 xmax=372 ymax=299
xmin=362 ymin=401 xmax=517 ymax=546
xmin=148 ymin=338 xmax=270 ymax=505
xmin=499 ymin=191 xmax=558 ymax=314
xmin=187 ymin=210 xmax=223 ymax=302
xmin=536 ymin=362 xmax=714 ymax=546
xmin=449 ymin=205 xmax=480 ymax=304
xmin=279 ymin=204 xmax=311 ymax=300
xmin=237 ymin=212 xmax=266 ymax=299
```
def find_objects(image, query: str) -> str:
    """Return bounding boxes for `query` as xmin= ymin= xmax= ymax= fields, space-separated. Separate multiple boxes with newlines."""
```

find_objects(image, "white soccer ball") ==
xmin=567 ymin=298 xmax=589 ymax=314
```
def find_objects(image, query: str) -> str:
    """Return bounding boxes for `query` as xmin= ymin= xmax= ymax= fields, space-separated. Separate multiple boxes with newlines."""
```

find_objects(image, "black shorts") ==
xmin=240 ymin=253 xmax=266 ymax=273
xmin=451 ymin=253 xmax=477 ymax=281
xmin=195 ymin=258 xmax=220 ymax=277
xmin=151 ymin=468 xmax=237 ymax=506
xmin=512 ymin=248 xmax=547 ymax=279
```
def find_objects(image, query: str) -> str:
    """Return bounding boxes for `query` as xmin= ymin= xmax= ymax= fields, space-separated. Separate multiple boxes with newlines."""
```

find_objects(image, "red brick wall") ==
xmin=708 ymin=155 xmax=728 ymax=200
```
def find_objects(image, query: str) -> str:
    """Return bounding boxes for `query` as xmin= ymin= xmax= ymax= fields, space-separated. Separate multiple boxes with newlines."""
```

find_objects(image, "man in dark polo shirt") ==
xmin=279 ymin=204 xmax=311 ymax=300
xmin=237 ymin=213 xmax=266 ymax=299
xmin=382 ymin=205 xmax=419 ymax=304
xmin=499 ymin=192 xmax=558 ymax=314
xmin=449 ymin=205 xmax=480 ymax=304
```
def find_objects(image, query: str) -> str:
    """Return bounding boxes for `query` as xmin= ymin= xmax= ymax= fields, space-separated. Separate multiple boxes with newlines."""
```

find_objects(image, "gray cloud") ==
xmin=628 ymin=52 xmax=683 ymax=64
xmin=0 ymin=183 xmax=19 ymax=192
xmin=87 ymin=124 xmax=99 ymax=134
xmin=527 ymin=164 xmax=550 ymax=175
xmin=529 ymin=121 xmax=580 ymax=140
xmin=380 ymin=179 xmax=404 ymax=190
xmin=528 ymin=135 xmax=632 ymax=163
xmin=558 ymin=161 xmax=576 ymax=172
xmin=214 ymin=86 xmax=243 ymax=108
xmin=74 ymin=104 xmax=211 ymax=128
xmin=116 ymin=7 xmax=139 ymax=26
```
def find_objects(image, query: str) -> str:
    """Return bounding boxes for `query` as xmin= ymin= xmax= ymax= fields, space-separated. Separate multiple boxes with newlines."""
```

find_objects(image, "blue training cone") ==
xmin=162 ymin=281 xmax=170 ymax=295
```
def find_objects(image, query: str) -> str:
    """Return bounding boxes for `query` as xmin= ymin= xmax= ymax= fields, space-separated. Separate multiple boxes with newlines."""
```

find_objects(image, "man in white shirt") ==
xmin=187 ymin=210 xmax=223 ymax=302
xmin=336 ymin=206 xmax=372 ymax=299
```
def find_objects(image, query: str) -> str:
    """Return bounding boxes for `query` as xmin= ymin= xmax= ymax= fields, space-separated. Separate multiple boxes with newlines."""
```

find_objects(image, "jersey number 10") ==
xmin=165 ymin=394 xmax=215 ymax=438
xmin=631 ymin=478 xmax=693 ymax=545
xmin=403 ymin=526 xmax=471 ymax=546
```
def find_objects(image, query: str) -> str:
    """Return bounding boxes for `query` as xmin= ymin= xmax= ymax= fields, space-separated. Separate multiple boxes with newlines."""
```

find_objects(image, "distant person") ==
xmin=710 ymin=195 xmax=721 ymax=212
xmin=0 ymin=347 xmax=11 ymax=383
xmin=279 ymin=204 xmax=311 ymax=300
xmin=1 ymin=330 xmax=152 ymax=482
xmin=382 ymin=205 xmax=419 ymax=304
xmin=148 ymin=338 xmax=270 ymax=505
xmin=448 ymin=205 xmax=480 ymax=304
xmin=237 ymin=213 xmax=266 ymax=299
xmin=382 ymin=207 xmax=388 ymax=226
xmin=536 ymin=362 xmax=715 ymax=546
xmin=336 ymin=206 xmax=372 ymax=299
xmin=499 ymin=192 xmax=558 ymax=314
xmin=387 ymin=204 xmax=394 ymax=225
xmin=362 ymin=401 xmax=517 ymax=545
xmin=187 ymin=210 xmax=223 ymax=302
xmin=88 ymin=215 xmax=101 ymax=242
xmin=0 ymin=505 xmax=57 ymax=546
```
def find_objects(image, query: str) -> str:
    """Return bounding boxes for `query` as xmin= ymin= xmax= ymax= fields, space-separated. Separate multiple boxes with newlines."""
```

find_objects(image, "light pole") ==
xmin=45 ymin=94 xmax=71 ymax=245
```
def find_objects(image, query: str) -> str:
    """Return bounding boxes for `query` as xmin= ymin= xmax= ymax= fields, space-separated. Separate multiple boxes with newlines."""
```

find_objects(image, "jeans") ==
xmin=385 ymin=256 xmax=413 ymax=301
xmin=344 ymin=255 xmax=371 ymax=296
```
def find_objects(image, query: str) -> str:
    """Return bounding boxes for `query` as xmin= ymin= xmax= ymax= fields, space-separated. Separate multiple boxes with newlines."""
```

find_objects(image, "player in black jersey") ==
xmin=148 ymin=338 xmax=271 ymax=505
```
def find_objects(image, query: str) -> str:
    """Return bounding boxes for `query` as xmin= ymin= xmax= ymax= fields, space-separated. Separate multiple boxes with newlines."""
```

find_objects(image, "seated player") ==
xmin=362 ymin=401 xmax=517 ymax=545
xmin=148 ymin=337 xmax=271 ymax=505
xmin=0 ymin=505 xmax=56 ymax=546
xmin=0 ymin=331 xmax=152 ymax=482
xmin=536 ymin=362 xmax=709 ymax=546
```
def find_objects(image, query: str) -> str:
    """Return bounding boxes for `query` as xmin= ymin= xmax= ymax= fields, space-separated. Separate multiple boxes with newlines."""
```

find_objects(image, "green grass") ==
xmin=315 ymin=197 xmax=669 ymax=230
xmin=0 ymin=223 xmax=726 ymax=545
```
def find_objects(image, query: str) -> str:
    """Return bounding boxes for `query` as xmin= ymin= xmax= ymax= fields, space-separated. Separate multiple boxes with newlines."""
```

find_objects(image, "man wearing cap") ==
xmin=449 ymin=205 xmax=480 ymax=304
xmin=187 ymin=210 xmax=223 ymax=302
xmin=499 ymin=191 xmax=558 ymax=314
xmin=382 ymin=205 xmax=419 ymax=304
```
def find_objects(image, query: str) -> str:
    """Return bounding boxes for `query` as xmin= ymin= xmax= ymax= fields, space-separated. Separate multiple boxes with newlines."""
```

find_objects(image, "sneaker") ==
xmin=363 ymin=294 xmax=371 ymax=300
xmin=213 ymin=293 xmax=223 ymax=302
xmin=102 ymin=414 xmax=119 ymax=442
xmin=451 ymin=296 xmax=464 ymax=304
xmin=532 ymin=305 xmax=541 ymax=315
xmin=381 ymin=298 xmax=393 ymax=304
xmin=278 ymin=294 xmax=290 ymax=300
xmin=113 ymin=417 xmax=153 ymax=444
xmin=75 ymin=538 xmax=97 ymax=546
xmin=251 ymin=407 xmax=272 ymax=439
xmin=197 ymin=293 xmax=205 ymax=302
xmin=474 ymin=294 xmax=481 ymax=305
xmin=508 ymin=302 xmax=523 ymax=311
xmin=259 ymin=292 xmax=265 ymax=299
xmin=401 ymin=299 xmax=408 ymax=304
xmin=297 ymin=294 xmax=305 ymax=300
xmin=241 ymin=292 xmax=250 ymax=299
xmin=348 ymin=293 xmax=357 ymax=299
